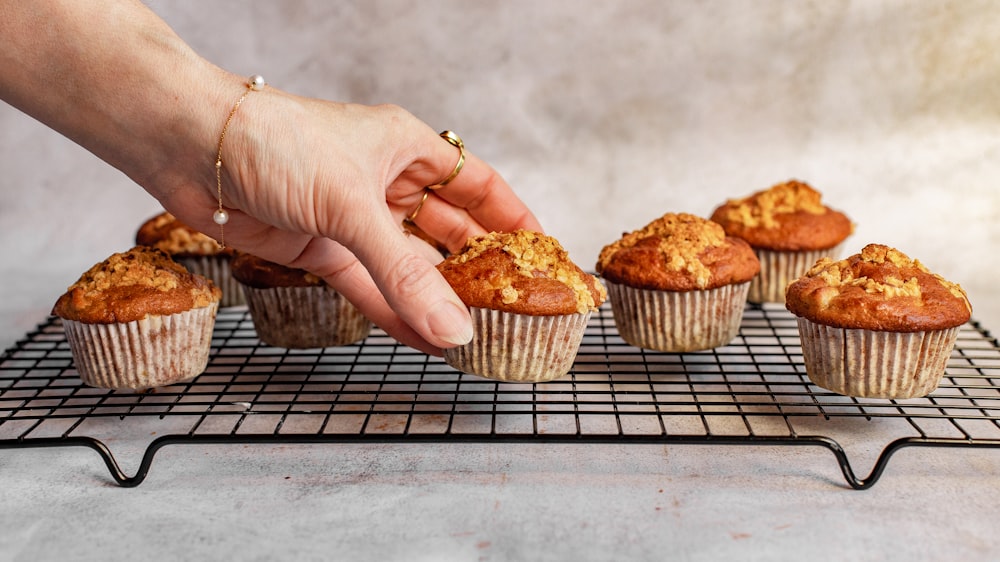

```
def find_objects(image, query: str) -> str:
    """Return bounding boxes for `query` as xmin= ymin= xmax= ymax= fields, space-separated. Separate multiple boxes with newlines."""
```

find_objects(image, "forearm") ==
xmin=0 ymin=0 xmax=235 ymax=197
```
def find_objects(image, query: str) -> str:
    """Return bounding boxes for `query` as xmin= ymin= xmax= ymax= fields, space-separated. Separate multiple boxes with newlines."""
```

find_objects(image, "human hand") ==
xmin=0 ymin=1 xmax=540 ymax=354
xmin=156 ymin=82 xmax=542 ymax=355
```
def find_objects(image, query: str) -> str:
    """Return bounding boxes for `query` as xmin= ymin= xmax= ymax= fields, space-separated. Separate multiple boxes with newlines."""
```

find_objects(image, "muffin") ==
xmin=597 ymin=213 xmax=760 ymax=352
xmin=52 ymin=246 xmax=221 ymax=390
xmin=436 ymin=230 xmax=606 ymax=382
xmin=230 ymin=253 xmax=371 ymax=349
xmin=136 ymin=211 xmax=243 ymax=307
xmin=785 ymin=243 xmax=972 ymax=399
xmin=710 ymin=180 xmax=853 ymax=303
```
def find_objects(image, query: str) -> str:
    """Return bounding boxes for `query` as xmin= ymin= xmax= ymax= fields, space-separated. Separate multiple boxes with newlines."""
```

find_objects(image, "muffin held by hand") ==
xmin=52 ymin=246 xmax=221 ymax=390
xmin=136 ymin=211 xmax=243 ymax=307
xmin=710 ymin=180 xmax=853 ymax=303
xmin=786 ymin=244 xmax=972 ymax=399
xmin=436 ymin=230 xmax=606 ymax=383
xmin=230 ymin=253 xmax=371 ymax=349
xmin=597 ymin=213 xmax=760 ymax=352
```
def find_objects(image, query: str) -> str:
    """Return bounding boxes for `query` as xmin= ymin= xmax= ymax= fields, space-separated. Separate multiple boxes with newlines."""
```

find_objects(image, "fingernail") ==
xmin=428 ymin=300 xmax=473 ymax=346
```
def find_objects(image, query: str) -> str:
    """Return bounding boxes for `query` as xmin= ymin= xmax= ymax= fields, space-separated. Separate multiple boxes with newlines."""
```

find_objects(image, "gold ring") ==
xmin=407 ymin=190 xmax=430 ymax=222
xmin=427 ymin=130 xmax=465 ymax=189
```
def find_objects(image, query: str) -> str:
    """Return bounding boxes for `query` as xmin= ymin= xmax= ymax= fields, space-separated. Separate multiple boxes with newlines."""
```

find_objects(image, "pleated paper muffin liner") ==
xmin=62 ymin=303 xmax=218 ymax=390
xmin=796 ymin=318 xmax=960 ymax=399
xmin=606 ymin=281 xmax=750 ymax=352
xmin=176 ymin=255 xmax=244 ymax=308
xmin=443 ymin=307 xmax=590 ymax=383
xmin=749 ymin=244 xmax=844 ymax=304
xmin=240 ymin=284 xmax=372 ymax=349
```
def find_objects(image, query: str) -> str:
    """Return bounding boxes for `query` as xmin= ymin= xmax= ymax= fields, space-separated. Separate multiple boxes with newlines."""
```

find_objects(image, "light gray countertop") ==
xmin=2 ymin=439 xmax=999 ymax=560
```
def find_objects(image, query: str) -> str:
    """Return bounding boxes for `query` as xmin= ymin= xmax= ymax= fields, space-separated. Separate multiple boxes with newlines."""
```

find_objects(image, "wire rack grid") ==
xmin=2 ymin=303 xmax=999 ymax=489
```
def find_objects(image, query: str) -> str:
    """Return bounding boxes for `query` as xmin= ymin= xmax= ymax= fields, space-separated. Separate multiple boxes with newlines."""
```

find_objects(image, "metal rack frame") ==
xmin=2 ymin=304 xmax=999 ymax=489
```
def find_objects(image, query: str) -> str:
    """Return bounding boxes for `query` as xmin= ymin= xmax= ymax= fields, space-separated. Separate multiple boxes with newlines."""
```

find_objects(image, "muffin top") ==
xmin=230 ymin=252 xmax=326 ymax=289
xmin=785 ymin=243 xmax=971 ymax=332
xmin=437 ymin=230 xmax=606 ymax=316
xmin=709 ymin=180 xmax=853 ymax=251
xmin=136 ymin=211 xmax=233 ymax=257
xmin=596 ymin=213 xmax=760 ymax=291
xmin=53 ymin=246 xmax=221 ymax=324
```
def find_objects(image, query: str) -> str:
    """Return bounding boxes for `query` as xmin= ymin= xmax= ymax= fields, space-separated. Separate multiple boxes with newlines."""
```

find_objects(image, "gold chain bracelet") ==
xmin=213 ymin=74 xmax=266 ymax=247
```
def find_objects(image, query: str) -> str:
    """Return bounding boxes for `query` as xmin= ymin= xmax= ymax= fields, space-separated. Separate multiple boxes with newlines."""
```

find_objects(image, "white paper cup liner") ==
xmin=241 ymin=284 xmax=372 ymax=349
xmin=749 ymin=244 xmax=844 ymax=304
xmin=796 ymin=318 xmax=959 ymax=399
xmin=62 ymin=303 xmax=218 ymax=390
xmin=443 ymin=307 xmax=590 ymax=383
xmin=606 ymin=281 xmax=749 ymax=352
xmin=176 ymin=255 xmax=244 ymax=308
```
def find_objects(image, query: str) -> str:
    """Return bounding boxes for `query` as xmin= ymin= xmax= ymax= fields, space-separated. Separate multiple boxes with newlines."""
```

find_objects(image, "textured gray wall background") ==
xmin=2 ymin=0 xmax=998 ymax=346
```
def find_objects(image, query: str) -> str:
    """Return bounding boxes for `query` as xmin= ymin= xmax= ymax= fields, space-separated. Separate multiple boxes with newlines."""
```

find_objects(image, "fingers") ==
xmin=370 ymin=127 xmax=542 ymax=347
xmin=407 ymin=191 xmax=489 ymax=253
xmin=348 ymin=212 xmax=474 ymax=350
xmin=403 ymin=227 xmax=449 ymax=264
xmin=401 ymin=130 xmax=542 ymax=241
xmin=343 ymin=126 xmax=538 ymax=348
xmin=430 ymin=149 xmax=542 ymax=233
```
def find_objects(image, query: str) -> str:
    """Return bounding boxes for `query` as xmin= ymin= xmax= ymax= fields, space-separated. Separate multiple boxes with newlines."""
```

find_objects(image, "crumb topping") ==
xmin=147 ymin=212 xmax=222 ymax=255
xmin=454 ymin=230 xmax=604 ymax=313
xmin=597 ymin=213 xmax=727 ymax=289
xmin=64 ymin=246 xmax=219 ymax=311
xmin=70 ymin=247 xmax=187 ymax=293
xmin=719 ymin=180 xmax=827 ymax=229
xmin=786 ymin=243 xmax=972 ymax=331
xmin=804 ymin=244 xmax=969 ymax=307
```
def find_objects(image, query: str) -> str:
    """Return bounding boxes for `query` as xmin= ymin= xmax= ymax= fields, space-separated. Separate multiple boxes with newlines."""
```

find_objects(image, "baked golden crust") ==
xmin=437 ymin=230 xmax=606 ymax=316
xmin=785 ymin=243 xmax=972 ymax=332
xmin=52 ymin=246 xmax=221 ymax=324
xmin=229 ymin=252 xmax=325 ymax=289
xmin=596 ymin=213 xmax=760 ymax=291
xmin=136 ymin=211 xmax=234 ymax=257
xmin=709 ymin=180 xmax=853 ymax=251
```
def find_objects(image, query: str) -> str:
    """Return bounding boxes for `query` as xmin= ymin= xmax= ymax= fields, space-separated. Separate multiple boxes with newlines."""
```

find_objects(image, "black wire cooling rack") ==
xmin=1 ymin=303 xmax=999 ymax=489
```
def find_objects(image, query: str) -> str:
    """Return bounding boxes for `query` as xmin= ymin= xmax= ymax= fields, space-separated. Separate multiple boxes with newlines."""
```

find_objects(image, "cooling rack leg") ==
xmin=694 ymin=435 xmax=889 ymax=490
xmin=789 ymin=436 xmax=913 ymax=490
xmin=0 ymin=437 xmax=150 ymax=487
xmin=813 ymin=437 xmax=1000 ymax=490
xmin=669 ymin=436 xmax=871 ymax=490
xmin=806 ymin=436 xmax=871 ymax=490
xmin=90 ymin=437 xmax=150 ymax=487
xmin=853 ymin=438 xmax=1000 ymax=491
